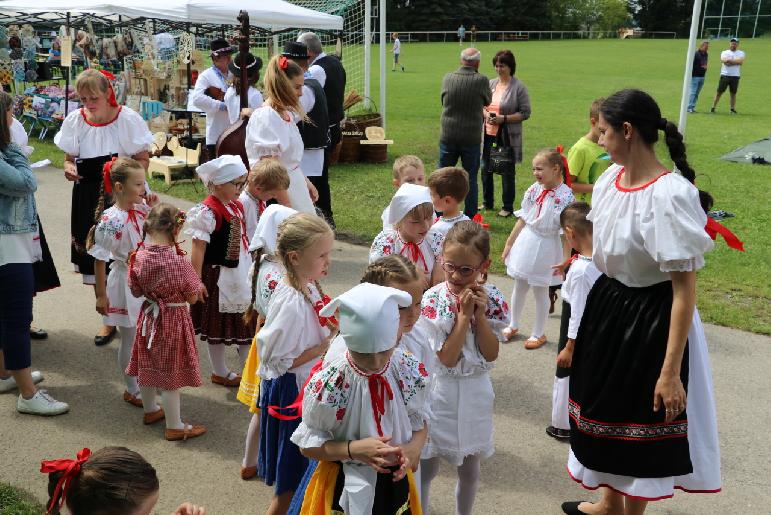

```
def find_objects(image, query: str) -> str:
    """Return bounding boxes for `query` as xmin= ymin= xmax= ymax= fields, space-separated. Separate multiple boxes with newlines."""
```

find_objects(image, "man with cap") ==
xmin=297 ymin=32 xmax=347 ymax=227
xmin=291 ymin=283 xmax=429 ymax=514
xmin=282 ymin=41 xmax=329 ymax=214
xmin=711 ymin=37 xmax=746 ymax=114
xmin=191 ymin=38 xmax=235 ymax=157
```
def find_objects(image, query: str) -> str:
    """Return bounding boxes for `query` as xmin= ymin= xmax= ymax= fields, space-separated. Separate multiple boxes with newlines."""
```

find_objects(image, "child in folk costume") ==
xmin=562 ymin=89 xmax=721 ymax=514
xmin=547 ymin=202 xmax=600 ymax=442
xmin=381 ymin=155 xmax=426 ymax=231
xmin=224 ymin=52 xmax=264 ymax=125
xmin=186 ymin=155 xmax=255 ymax=387
xmin=420 ymin=221 xmax=509 ymax=515
xmin=501 ymin=148 xmax=574 ymax=349
xmin=291 ymin=283 xmax=430 ymax=514
xmin=370 ymin=183 xmax=443 ymax=286
xmin=257 ymin=213 xmax=337 ymax=514
xmin=238 ymin=160 xmax=291 ymax=241
xmin=126 ymin=203 xmax=207 ymax=441
xmin=238 ymin=204 xmax=298 ymax=481
xmin=87 ymin=157 xmax=157 ymax=407
xmin=427 ymin=166 xmax=471 ymax=240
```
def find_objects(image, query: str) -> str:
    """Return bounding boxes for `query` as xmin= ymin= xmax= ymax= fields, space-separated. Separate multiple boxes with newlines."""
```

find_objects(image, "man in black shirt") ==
xmin=688 ymin=40 xmax=709 ymax=113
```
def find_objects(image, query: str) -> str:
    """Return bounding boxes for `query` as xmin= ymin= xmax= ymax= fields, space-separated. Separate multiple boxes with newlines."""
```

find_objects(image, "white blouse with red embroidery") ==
xmin=54 ymin=107 xmax=153 ymax=158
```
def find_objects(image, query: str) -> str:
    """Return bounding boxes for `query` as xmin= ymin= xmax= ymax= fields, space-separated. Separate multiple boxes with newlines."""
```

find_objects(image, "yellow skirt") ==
xmin=298 ymin=461 xmax=422 ymax=515
xmin=237 ymin=335 xmax=261 ymax=414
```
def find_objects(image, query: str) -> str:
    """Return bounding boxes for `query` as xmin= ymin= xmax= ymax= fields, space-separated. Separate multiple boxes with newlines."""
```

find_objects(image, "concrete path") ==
xmin=1 ymin=167 xmax=769 ymax=514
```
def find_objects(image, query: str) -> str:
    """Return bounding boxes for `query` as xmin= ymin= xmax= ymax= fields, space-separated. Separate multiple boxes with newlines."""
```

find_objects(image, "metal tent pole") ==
xmin=64 ymin=11 xmax=71 ymax=117
xmin=379 ymin=0 xmax=386 ymax=130
xmin=679 ymin=0 xmax=704 ymax=138
xmin=364 ymin=0 xmax=371 ymax=109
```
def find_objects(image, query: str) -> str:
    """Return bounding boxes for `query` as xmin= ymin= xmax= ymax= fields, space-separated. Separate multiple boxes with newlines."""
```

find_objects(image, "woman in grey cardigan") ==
xmin=482 ymin=50 xmax=531 ymax=217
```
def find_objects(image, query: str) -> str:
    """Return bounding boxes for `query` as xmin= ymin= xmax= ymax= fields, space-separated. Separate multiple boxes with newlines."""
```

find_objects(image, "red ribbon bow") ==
xmin=534 ymin=188 xmax=556 ymax=217
xmin=556 ymin=144 xmax=573 ymax=188
xmin=314 ymin=294 xmax=339 ymax=328
xmin=472 ymin=213 xmax=489 ymax=229
xmin=705 ymin=218 xmax=745 ymax=252
xmin=278 ymin=56 xmax=289 ymax=70
xmin=268 ymin=359 xmax=324 ymax=421
xmin=399 ymin=240 xmax=428 ymax=274
xmin=368 ymin=373 xmax=394 ymax=437
xmin=102 ymin=156 xmax=118 ymax=195
xmin=99 ymin=70 xmax=119 ymax=107
xmin=41 ymin=448 xmax=92 ymax=515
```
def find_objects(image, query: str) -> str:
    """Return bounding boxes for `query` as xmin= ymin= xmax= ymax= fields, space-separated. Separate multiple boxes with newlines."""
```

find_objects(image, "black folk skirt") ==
xmin=569 ymin=275 xmax=692 ymax=478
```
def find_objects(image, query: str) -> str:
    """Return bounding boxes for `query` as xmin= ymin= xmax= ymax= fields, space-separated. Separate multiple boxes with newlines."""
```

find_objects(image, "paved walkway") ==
xmin=1 ymin=167 xmax=769 ymax=514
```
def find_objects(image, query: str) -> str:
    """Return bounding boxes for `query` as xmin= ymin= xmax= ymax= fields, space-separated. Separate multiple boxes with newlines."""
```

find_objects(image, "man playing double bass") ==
xmin=191 ymin=38 xmax=234 ymax=158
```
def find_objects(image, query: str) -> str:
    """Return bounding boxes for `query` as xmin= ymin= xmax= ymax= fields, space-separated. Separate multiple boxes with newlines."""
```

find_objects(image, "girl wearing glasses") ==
xmin=185 ymin=155 xmax=256 ymax=388
xmin=419 ymin=221 xmax=509 ymax=515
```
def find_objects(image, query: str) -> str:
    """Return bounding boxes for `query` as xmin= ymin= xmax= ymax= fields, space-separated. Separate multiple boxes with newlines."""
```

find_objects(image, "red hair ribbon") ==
xmin=174 ymin=240 xmax=187 ymax=256
xmin=472 ymin=213 xmax=489 ymax=229
xmin=102 ymin=156 xmax=118 ymax=195
xmin=314 ymin=294 xmax=338 ymax=328
xmin=268 ymin=358 xmax=324 ymax=421
xmin=40 ymin=448 xmax=92 ymax=515
xmin=705 ymin=218 xmax=745 ymax=252
xmin=278 ymin=56 xmax=289 ymax=70
xmin=556 ymin=145 xmax=573 ymax=188
xmin=98 ymin=70 xmax=119 ymax=107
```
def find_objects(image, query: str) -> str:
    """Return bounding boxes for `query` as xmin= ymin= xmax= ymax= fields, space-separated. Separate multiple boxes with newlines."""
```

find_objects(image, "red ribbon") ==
xmin=399 ymin=239 xmax=428 ymax=275
xmin=40 ymin=448 xmax=92 ymax=515
xmin=705 ymin=218 xmax=745 ymax=252
xmin=127 ymin=208 xmax=145 ymax=235
xmin=99 ymin=70 xmax=119 ymax=107
xmin=556 ymin=144 xmax=573 ymax=188
xmin=102 ymin=156 xmax=118 ymax=194
xmin=472 ymin=213 xmax=489 ymax=229
xmin=368 ymin=373 xmax=394 ymax=437
xmin=268 ymin=359 xmax=324 ymax=421
xmin=534 ymin=188 xmax=555 ymax=217
xmin=314 ymin=294 xmax=338 ymax=328
xmin=278 ymin=56 xmax=289 ymax=70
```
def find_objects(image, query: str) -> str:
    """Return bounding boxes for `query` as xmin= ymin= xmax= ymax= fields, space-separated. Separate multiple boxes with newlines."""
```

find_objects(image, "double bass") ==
xmin=215 ymin=10 xmax=250 ymax=166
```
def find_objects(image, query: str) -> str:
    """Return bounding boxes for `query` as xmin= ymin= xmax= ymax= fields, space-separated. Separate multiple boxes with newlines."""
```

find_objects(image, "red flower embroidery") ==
xmin=398 ymin=380 xmax=404 ymax=390
xmin=418 ymin=363 xmax=428 ymax=377
xmin=268 ymin=280 xmax=277 ymax=290
xmin=114 ymin=231 xmax=122 ymax=240
xmin=336 ymin=408 xmax=346 ymax=420
xmin=313 ymin=379 xmax=322 ymax=393
xmin=101 ymin=215 xmax=109 ymax=221
xmin=382 ymin=245 xmax=391 ymax=254
xmin=421 ymin=305 xmax=437 ymax=319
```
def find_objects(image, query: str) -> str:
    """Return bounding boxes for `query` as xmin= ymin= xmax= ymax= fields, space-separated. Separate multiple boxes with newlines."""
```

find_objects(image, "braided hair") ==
xmin=85 ymin=157 xmax=143 ymax=249
xmin=361 ymin=255 xmax=421 ymax=287
xmin=276 ymin=213 xmax=334 ymax=307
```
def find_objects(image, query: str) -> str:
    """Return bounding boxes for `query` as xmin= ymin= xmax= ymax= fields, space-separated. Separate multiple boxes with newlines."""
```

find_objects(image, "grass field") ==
xmin=30 ymin=39 xmax=770 ymax=334
xmin=0 ymin=483 xmax=43 ymax=514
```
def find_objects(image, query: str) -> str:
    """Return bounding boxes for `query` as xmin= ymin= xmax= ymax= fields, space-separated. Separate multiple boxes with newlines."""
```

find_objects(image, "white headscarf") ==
xmin=387 ymin=183 xmax=432 ymax=225
xmin=195 ymin=155 xmax=247 ymax=185
xmin=248 ymin=204 xmax=298 ymax=254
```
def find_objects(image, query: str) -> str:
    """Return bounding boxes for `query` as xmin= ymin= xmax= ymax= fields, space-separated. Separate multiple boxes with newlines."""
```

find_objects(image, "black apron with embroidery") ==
xmin=569 ymin=275 xmax=692 ymax=478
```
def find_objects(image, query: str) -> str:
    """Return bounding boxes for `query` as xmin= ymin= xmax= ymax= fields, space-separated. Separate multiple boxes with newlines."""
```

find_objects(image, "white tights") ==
xmin=508 ymin=278 xmax=549 ymax=338
xmin=243 ymin=413 xmax=261 ymax=467
xmin=118 ymin=327 xmax=139 ymax=395
xmin=420 ymin=455 xmax=481 ymax=515
xmin=139 ymin=387 xmax=184 ymax=430
xmin=207 ymin=344 xmax=249 ymax=378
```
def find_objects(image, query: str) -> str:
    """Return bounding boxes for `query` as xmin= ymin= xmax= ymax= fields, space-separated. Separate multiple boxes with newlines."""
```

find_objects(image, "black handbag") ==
xmin=488 ymin=121 xmax=515 ymax=176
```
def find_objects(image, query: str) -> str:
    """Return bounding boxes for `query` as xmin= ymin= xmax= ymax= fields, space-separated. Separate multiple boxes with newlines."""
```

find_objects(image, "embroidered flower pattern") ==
xmin=335 ymin=408 xmax=346 ymax=420
xmin=259 ymin=269 xmax=285 ymax=307
xmin=370 ymin=231 xmax=396 ymax=259
xmin=395 ymin=352 xmax=427 ymax=404
xmin=305 ymin=365 xmax=351 ymax=408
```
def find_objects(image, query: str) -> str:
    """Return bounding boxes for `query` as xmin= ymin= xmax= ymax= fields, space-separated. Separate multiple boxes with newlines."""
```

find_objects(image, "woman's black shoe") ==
xmin=29 ymin=327 xmax=48 ymax=340
xmin=94 ymin=327 xmax=117 ymax=346
xmin=546 ymin=425 xmax=571 ymax=441
xmin=561 ymin=501 xmax=590 ymax=514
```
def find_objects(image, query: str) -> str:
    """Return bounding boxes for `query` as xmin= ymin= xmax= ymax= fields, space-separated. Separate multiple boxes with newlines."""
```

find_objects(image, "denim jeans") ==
xmin=688 ymin=77 xmax=705 ymax=110
xmin=481 ymin=133 xmax=516 ymax=212
xmin=438 ymin=141 xmax=481 ymax=217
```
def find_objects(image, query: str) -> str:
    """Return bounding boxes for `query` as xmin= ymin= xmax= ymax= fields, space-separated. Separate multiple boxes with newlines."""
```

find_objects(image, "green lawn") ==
xmin=31 ymin=38 xmax=770 ymax=334
xmin=0 ymin=483 xmax=43 ymax=515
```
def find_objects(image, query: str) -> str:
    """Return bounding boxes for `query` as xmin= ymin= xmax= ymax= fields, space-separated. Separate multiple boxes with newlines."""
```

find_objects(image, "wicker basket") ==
xmin=339 ymin=113 xmax=383 ymax=163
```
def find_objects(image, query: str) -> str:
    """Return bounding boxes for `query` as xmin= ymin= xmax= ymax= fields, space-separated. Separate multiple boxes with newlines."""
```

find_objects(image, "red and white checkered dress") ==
xmin=126 ymin=244 xmax=204 ymax=390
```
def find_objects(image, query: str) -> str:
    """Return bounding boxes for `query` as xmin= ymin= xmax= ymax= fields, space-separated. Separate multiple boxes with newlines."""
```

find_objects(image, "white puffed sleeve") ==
xmin=393 ymin=351 xmax=431 ymax=431
xmin=117 ymin=108 xmax=154 ymax=156
xmin=257 ymin=287 xmax=311 ymax=379
xmin=369 ymin=230 xmax=396 ymax=263
xmin=183 ymin=204 xmax=216 ymax=242
xmin=245 ymin=107 xmax=283 ymax=166
xmin=483 ymin=284 xmax=510 ymax=340
xmin=514 ymin=183 xmax=537 ymax=219
xmin=87 ymin=210 xmax=122 ymax=262
xmin=641 ymin=174 xmax=714 ymax=273
xmin=420 ymin=285 xmax=455 ymax=354
xmin=53 ymin=109 xmax=83 ymax=155
xmin=426 ymin=227 xmax=445 ymax=260
xmin=290 ymin=363 xmax=349 ymax=449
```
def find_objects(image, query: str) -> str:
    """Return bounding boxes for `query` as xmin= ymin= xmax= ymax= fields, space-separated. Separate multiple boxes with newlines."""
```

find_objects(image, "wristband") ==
xmin=347 ymin=440 xmax=353 ymax=460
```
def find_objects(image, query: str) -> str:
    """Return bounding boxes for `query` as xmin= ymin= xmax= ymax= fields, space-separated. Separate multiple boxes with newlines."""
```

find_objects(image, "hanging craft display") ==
xmin=59 ymin=26 xmax=73 ymax=67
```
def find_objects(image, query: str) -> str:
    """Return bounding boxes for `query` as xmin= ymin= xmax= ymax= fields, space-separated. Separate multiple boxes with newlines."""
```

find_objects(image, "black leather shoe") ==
xmin=546 ymin=426 xmax=571 ymax=441
xmin=561 ymin=501 xmax=590 ymax=514
xmin=29 ymin=327 xmax=48 ymax=340
xmin=94 ymin=327 xmax=117 ymax=346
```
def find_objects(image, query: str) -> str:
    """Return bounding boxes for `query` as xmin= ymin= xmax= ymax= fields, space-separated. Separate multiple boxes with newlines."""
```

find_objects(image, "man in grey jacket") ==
xmin=439 ymin=48 xmax=491 ymax=217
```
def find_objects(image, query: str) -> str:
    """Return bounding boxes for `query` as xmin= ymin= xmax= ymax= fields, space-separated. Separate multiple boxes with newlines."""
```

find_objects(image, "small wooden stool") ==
xmin=147 ymin=136 xmax=200 ymax=185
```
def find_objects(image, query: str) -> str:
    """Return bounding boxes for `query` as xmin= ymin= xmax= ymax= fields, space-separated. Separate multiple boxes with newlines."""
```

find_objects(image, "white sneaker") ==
xmin=0 ymin=370 xmax=44 ymax=393
xmin=17 ymin=389 xmax=69 ymax=416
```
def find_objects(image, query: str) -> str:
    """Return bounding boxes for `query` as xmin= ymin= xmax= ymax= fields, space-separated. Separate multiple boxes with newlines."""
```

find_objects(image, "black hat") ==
xmin=228 ymin=52 xmax=263 ymax=77
xmin=282 ymin=41 xmax=310 ymax=60
xmin=210 ymin=38 xmax=234 ymax=57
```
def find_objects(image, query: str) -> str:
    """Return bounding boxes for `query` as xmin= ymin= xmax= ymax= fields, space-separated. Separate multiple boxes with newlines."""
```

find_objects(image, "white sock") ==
xmin=139 ymin=386 xmax=159 ymax=414
xmin=420 ymin=457 xmax=441 ymax=514
xmin=551 ymin=376 xmax=570 ymax=430
xmin=242 ymin=413 xmax=261 ymax=468
xmin=531 ymin=285 xmax=549 ymax=338
xmin=236 ymin=344 xmax=250 ymax=370
xmin=207 ymin=344 xmax=230 ymax=378
xmin=118 ymin=327 xmax=140 ymax=396
xmin=455 ymin=454 xmax=481 ymax=515
xmin=508 ymin=278 xmax=531 ymax=330
xmin=161 ymin=389 xmax=183 ymax=430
